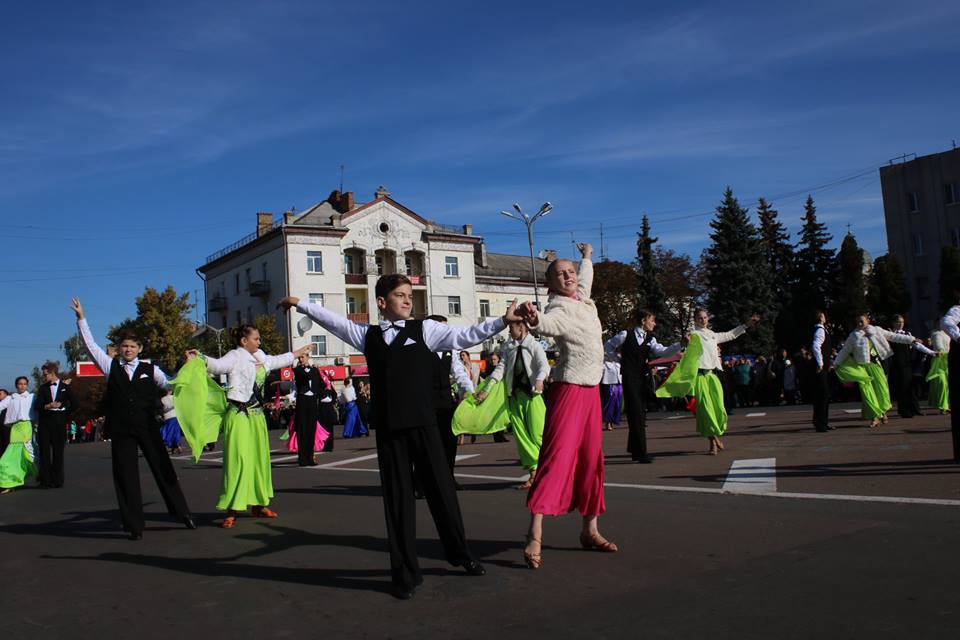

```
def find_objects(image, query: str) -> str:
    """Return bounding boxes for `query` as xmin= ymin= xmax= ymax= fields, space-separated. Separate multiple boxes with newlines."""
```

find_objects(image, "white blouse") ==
xmin=204 ymin=347 xmax=295 ymax=402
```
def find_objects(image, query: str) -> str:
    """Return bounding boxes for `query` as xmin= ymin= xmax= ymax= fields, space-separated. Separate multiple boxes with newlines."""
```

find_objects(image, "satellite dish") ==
xmin=296 ymin=316 xmax=313 ymax=336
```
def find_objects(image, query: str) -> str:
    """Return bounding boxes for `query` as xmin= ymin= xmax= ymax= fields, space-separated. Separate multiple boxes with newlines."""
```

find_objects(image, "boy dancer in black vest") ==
xmin=604 ymin=309 xmax=683 ymax=463
xmin=279 ymin=276 xmax=517 ymax=599
xmin=811 ymin=310 xmax=835 ymax=432
xmin=36 ymin=361 xmax=74 ymax=488
xmin=72 ymin=298 xmax=196 ymax=539
xmin=293 ymin=352 xmax=322 ymax=466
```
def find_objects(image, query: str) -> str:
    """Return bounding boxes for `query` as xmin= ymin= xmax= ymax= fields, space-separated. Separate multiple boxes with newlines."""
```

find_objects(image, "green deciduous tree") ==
xmin=107 ymin=286 xmax=195 ymax=373
xmin=252 ymin=313 xmax=286 ymax=355
xmin=592 ymin=259 xmax=639 ymax=338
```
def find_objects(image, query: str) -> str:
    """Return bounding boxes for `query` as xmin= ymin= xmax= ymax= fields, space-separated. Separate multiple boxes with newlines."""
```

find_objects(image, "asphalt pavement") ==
xmin=1 ymin=401 xmax=958 ymax=639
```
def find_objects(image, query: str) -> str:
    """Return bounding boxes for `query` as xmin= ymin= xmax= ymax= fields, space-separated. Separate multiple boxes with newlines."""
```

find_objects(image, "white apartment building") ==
xmin=198 ymin=187 xmax=549 ymax=369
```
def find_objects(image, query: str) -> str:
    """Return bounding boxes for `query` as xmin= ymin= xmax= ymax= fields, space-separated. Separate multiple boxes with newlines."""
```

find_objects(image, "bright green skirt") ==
xmin=835 ymin=359 xmax=891 ymax=421
xmin=0 ymin=421 xmax=36 ymax=489
xmin=926 ymin=354 xmax=949 ymax=411
xmin=217 ymin=407 xmax=274 ymax=511
xmin=452 ymin=378 xmax=510 ymax=436
xmin=508 ymin=390 xmax=546 ymax=471
xmin=694 ymin=372 xmax=727 ymax=437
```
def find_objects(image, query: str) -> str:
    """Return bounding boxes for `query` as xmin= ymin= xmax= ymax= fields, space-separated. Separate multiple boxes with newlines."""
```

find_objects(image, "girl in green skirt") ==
xmin=0 ymin=377 xmax=37 ymax=493
xmin=927 ymin=330 xmax=950 ymax=414
xmin=189 ymin=325 xmax=309 ymax=528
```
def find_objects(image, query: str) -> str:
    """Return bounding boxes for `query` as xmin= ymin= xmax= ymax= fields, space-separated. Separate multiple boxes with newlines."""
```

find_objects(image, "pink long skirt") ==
xmin=527 ymin=382 xmax=605 ymax=517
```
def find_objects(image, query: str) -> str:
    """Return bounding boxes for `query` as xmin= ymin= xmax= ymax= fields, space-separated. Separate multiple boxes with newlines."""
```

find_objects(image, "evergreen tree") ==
xmin=831 ymin=232 xmax=867 ymax=332
xmin=866 ymin=254 xmax=910 ymax=327
xmin=757 ymin=197 xmax=794 ymax=346
xmin=789 ymin=195 xmax=835 ymax=346
xmin=634 ymin=216 xmax=671 ymax=324
xmin=703 ymin=187 xmax=775 ymax=353
xmin=938 ymin=245 xmax=960 ymax=313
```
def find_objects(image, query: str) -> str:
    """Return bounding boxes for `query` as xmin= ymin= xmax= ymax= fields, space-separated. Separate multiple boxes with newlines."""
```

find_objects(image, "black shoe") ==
xmin=493 ymin=433 xmax=509 ymax=443
xmin=414 ymin=489 xmax=424 ymax=500
xmin=454 ymin=481 xmax=464 ymax=491
xmin=460 ymin=559 xmax=486 ymax=576
xmin=183 ymin=516 xmax=198 ymax=530
xmin=128 ymin=531 xmax=143 ymax=541
xmin=632 ymin=456 xmax=654 ymax=464
xmin=390 ymin=584 xmax=415 ymax=600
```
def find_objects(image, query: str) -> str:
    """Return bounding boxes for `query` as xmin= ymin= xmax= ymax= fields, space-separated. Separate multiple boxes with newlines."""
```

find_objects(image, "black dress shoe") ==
xmin=632 ymin=456 xmax=654 ymax=464
xmin=128 ymin=531 xmax=143 ymax=541
xmin=390 ymin=584 xmax=415 ymax=600
xmin=183 ymin=516 xmax=198 ymax=530
xmin=461 ymin=559 xmax=486 ymax=576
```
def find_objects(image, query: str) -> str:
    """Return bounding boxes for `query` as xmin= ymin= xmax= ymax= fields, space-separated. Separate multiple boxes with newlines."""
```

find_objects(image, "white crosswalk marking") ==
xmin=745 ymin=412 xmax=767 ymax=417
xmin=721 ymin=458 xmax=777 ymax=493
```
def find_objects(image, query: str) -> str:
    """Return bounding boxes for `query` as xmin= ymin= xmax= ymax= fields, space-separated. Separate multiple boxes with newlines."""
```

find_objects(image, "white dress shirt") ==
xmin=0 ymin=392 xmax=37 ymax=424
xmin=604 ymin=328 xmax=683 ymax=360
xmin=78 ymin=318 xmax=170 ymax=387
xmin=941 ymin=306 xmax=960 ymax=342
xmin=339 ymin=385 xmax=357 ymax=404
xmin=601 ymin=361 xmax=621 ymax=385
xmin=295 ymin=301 xmax=506 ymax=355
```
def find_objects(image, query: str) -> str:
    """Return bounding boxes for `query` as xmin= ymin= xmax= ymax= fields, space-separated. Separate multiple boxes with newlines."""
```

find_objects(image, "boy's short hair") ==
xmin=118 ymin=330 xmax=143 ymax=346
xmin=375 ymin=273 xmax=412 ymax=299
xmin=41 ymin=361 xmax=59 ymax=375
xmin=0 ymin=388 xmax=8 ymax=395
xmin=427 ymin=314 xmax=447 ymax=323
xmin=15 ymin=376 xmax=28 ymax=386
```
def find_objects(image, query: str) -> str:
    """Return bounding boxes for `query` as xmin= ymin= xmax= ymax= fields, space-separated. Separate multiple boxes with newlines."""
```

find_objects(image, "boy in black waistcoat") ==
xmin=279 ymin=276 xmax=518 ymax=599
xmin=293 ymin=352 xmax=322 ymax=465
xmin=72 ymin=298 xmax=196 ymax=540
xmin=604 ymin=309 xmax=684 ymax=463
xmin=35 ymin=361 xmax=74 ymax=488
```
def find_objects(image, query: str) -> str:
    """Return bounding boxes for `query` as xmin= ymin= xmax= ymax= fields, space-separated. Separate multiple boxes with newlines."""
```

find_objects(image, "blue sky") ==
xmin=1 ymin=0 xmax=957 ymax=384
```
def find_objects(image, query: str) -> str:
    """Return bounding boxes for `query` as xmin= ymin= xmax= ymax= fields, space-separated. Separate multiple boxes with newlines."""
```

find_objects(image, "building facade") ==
xmin=198 ymin=188 xmax=549 ymax=368
xmin=880 ymin=147 xmax=960 ymax=332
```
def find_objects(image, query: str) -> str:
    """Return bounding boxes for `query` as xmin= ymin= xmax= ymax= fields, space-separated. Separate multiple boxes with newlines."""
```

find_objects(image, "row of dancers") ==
xmin=4 ymin=242 xmax=960 ymax=600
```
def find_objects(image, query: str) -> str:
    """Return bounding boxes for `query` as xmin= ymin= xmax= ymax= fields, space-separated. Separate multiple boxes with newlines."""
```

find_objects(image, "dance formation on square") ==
xmin=2 ymin=242 xmax=959 ymax=600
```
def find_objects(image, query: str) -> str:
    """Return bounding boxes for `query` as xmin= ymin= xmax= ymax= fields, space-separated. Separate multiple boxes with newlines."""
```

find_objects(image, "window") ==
xmin=219 ymin=281 xmax=225 ymax=297
xmin=375 ymin=255 xmax=384 ymax=276
xmin=945 ymin=182 xmax=960 ymax=205
xmin=952 ymin=228 xmax=960 ymax=249
xmin=912 ymin=233 xmax=924 ymax=256
xmin=308 ymin=293 xmax=324 ymax=306
xmin=907 ymin=191 xmax=920 ymax=212
xmin=479 ymin=299 xmax=491 ymax=317
xmin=444 ymin=256 xmax=459 ymax=277
xmin=261 ymin=261 xmax=267 ymax=281
xmin=311 ymin=335 xmax=326 ymax=356
xmin=344 ymin=253 xmax=356 ymax=274
xmin=917 ymin=277 xmax=930 ymax=300
xmin=448 ymin=296 xmax=462 ymax=316
xmin=234 ymin=273 xmax=240 ymax=294
xmin=346 ymin=296 xmax=357 ymax=314
xmin=307 ymin=251 xmax=323 ymax=273
xmin=235 ymin=310 xmax=241 ymax=326
xmin=245 ymin=267 xmax=251 ymax=287
xmin=405 ymin=255 xmax=413 ymax=274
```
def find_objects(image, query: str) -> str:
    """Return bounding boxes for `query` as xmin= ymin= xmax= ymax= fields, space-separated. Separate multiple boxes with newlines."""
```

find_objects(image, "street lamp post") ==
xmin=500 ymin=202 xmax=552 ymax=309
xmin=192 ymin=323 xmax=226 ymax=358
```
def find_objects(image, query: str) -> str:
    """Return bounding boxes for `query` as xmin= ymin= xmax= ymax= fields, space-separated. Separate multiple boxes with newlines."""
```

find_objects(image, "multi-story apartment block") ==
xmin=197 ymin=187 xmax=549 ymax=369
xmin=880 ymin=146 xmax=960 ymax=332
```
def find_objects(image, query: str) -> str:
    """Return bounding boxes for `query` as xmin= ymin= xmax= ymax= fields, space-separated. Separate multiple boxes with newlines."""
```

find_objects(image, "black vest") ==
xmin=434 ymin=351 xmax=455 ymax=409
xmin=363 ymin=320 xmax=438 ymax=431
xmin=621 ymin=330 xmax=654 ymax=380
xmin=890 ymin=332 xmax=913 ymax=372
xmin=294 ymin=366 xmax=322 ymax=396
xmin=102 ymin=359 xmax=159 ymax=436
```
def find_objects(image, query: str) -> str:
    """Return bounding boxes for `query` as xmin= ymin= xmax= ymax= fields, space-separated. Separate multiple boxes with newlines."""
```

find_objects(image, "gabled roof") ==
xmin=342 ymin=195 xmax=430 ymax=227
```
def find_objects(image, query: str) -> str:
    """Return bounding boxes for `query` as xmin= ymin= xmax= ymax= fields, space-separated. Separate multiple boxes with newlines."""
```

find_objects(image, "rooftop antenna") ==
xmin=599 ymin=223 xmax=607 ymax=260
xmin=339 ymin=164 xmax=345 ymax=193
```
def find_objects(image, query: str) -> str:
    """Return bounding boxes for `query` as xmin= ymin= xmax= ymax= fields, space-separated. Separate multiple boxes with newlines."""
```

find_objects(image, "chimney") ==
xmin=256 ymin=212 xmax=274 ymax=237
xmin=327 ymin=190 xmax=355 ymax=214
xmin=284 ymin=211 xmax=296 ymax=225
xmin=474 ymin=242 xmax=488 ymax=268
xmin=331 ymin=213 xmax=343 ymax=227
xmin=462 ymin=223 xmax=473 ymax=235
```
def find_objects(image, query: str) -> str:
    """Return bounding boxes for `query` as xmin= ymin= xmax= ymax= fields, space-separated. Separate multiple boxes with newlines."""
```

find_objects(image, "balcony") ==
xmin=347 ymin=313 xmax=369 ymax=324
xmin=344 ymin=273 xmax=367 ymax=285
xmin=209 ymin=296 xmax=228 ymax=311
xmin=248 ymin=280 xmax=271 ymax=296
xmin=407 ymin=274 xmax=426 ymax=285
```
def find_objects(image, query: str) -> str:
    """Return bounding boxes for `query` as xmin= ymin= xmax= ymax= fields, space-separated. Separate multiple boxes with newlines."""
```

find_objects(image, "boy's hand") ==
xmin=71 ymin=297 xmax=85 ymax=320
xmin=277 ymin=296 xmax=300 ymax=311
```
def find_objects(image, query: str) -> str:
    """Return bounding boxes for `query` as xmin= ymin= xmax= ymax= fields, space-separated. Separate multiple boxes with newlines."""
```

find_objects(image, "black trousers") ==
xmin=891 ymin=365 xmax=920 ymax=417
xmin=294 ymin=395 xmax=319 ymax=465
xmin=949 ymin=343 xmax=960 ymax=461
xmin=376 ymin=425 xmax=473 ymax=589
xmin=436 ymin=406 xmax=457 ymax=474
xmin=110 ymin=426 xmax=191 ymax=535
xmin=623 ymin=378 xmax=648 ymax=460
xmin=37 ymin=413 xmax=68 ymax=487
xmin=319 ymin=402 xmax=337 ymax=452
xmin=812 ymin=369 xmax=831 ymax=430
xmin=0 ymin=422 xmax=10 ymax=454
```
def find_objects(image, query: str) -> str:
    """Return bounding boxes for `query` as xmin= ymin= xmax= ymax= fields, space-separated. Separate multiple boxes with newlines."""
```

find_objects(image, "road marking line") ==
xmin=844 ymin=409 xmax=860 ymax=414
xmin=272 ymin=455 xmax=299 ymax=464
xmin=666 ymin=415 xmax=690 ymax=420
xmin=745 ymin=412 xmax=767 ymax=417
xmin=455 ymin=454 xmax=480 ymax=462
xmin=721 ymin=458 xmax=777 ymax=493
xmin=317 ymin=453 xmax=380 ymax=468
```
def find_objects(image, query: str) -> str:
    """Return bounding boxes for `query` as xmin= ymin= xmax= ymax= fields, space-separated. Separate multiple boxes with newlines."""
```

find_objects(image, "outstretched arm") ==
xmin=280 ymin=297 xmax=368 ymax=351
xmin=576 ymin=244 xmax=593 ymax=300
xmin=422 ymin=300 xmax=519 ymax=352
xmin=72 ymin=298 xmax=112 ymax=376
